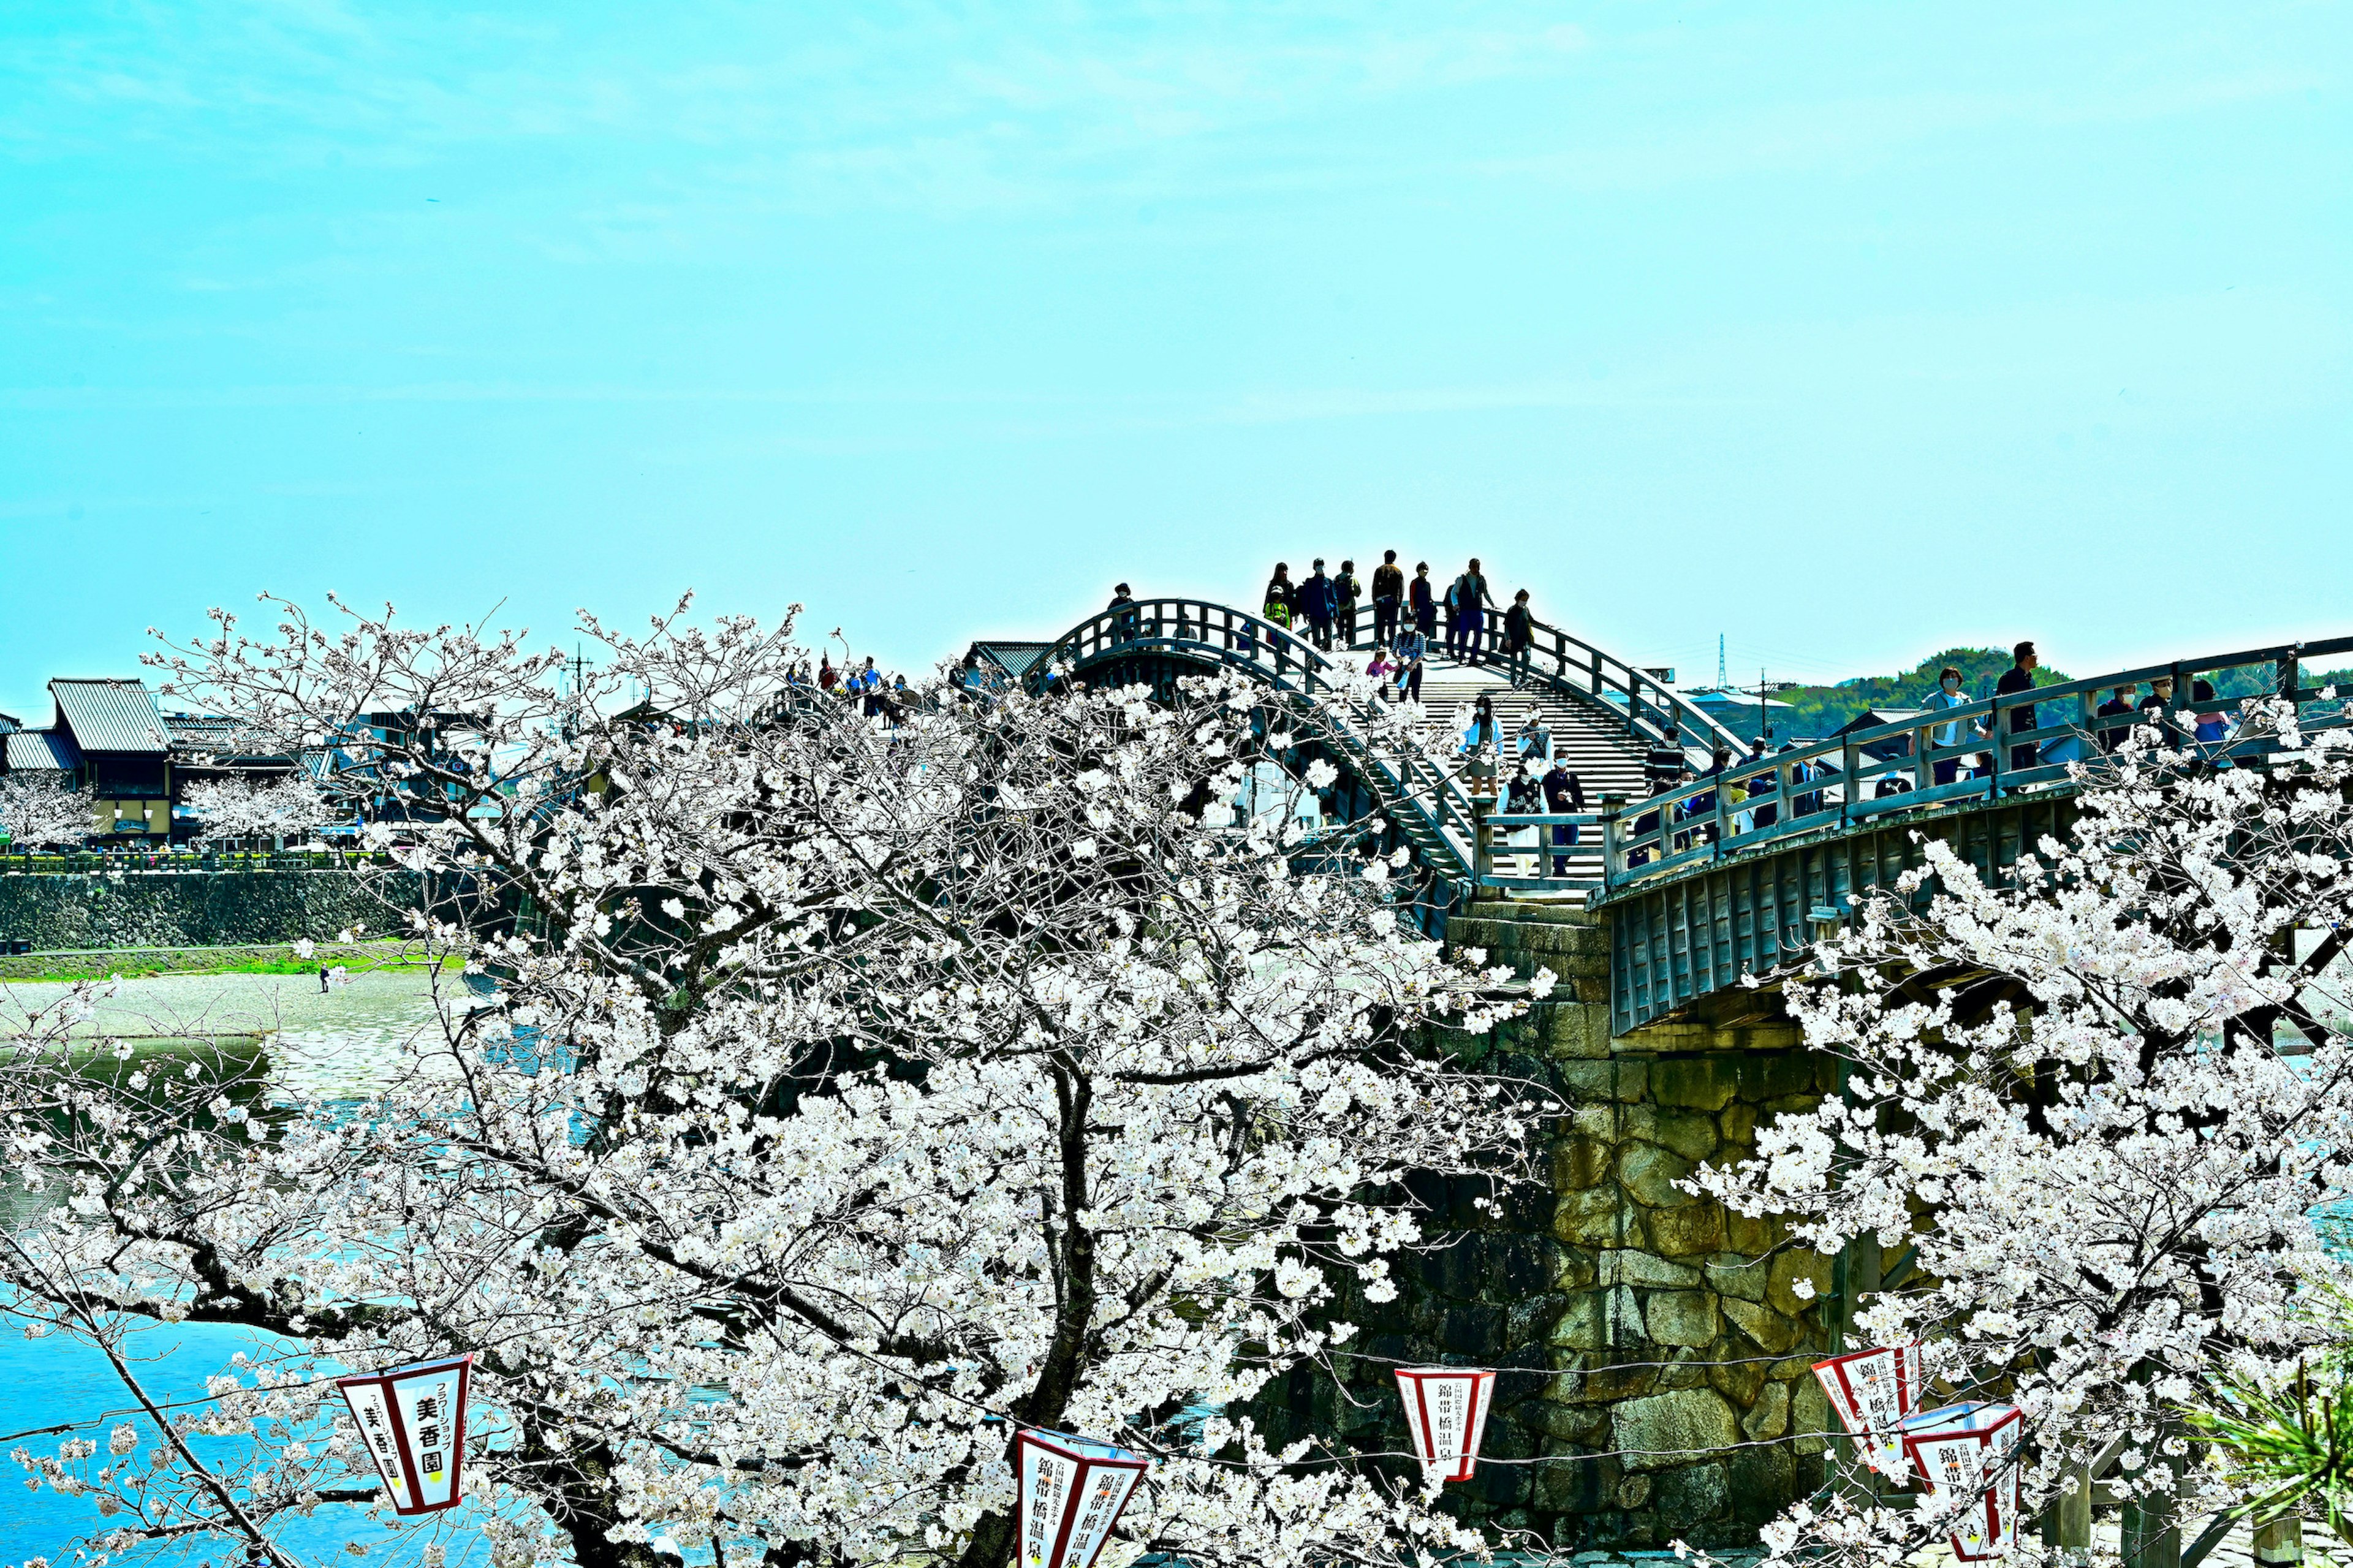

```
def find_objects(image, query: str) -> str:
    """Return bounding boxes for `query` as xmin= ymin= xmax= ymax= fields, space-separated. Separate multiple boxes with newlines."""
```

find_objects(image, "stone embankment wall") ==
xmin=1252 ymin=898 xmax=1841 ymax=1551
xmin=0 ymin=871 xmax=429 ymax=952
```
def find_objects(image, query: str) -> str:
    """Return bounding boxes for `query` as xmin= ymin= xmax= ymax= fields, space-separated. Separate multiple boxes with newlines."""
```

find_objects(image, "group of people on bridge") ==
xmin=1251 ymin=556 xmax=1541 ymax=691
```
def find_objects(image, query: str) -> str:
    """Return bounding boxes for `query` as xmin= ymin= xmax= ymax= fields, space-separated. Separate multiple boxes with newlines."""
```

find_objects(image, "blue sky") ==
xmin=2 ymin=1 xmax=2347 ymax=721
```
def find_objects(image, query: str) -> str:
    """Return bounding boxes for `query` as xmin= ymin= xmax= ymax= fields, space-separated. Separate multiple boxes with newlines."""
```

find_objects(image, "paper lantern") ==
xmin=1903 ymin=1402 xmax=2025 ymax=1562
xmin=1393 ymin=1366 xmax=1496 ymax=1485
xmin=1811 ymin=1343 xmax=1926 ymax=1479
xmin=1012 ymin=1428 xmax=1150 ymax=1568
xmin=336 ymin=1355 xmax=472 ymax=1516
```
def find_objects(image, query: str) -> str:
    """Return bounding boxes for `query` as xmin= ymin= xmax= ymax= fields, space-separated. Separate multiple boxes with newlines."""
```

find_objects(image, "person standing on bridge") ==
xmin=1262 ymin=562 xmax=1295 ymax=628
xmin=2096 ymin=683 xmax=2138 ymax=753
xmin=1392 ymin=621 xmax=1428 ymax=703
xmin=1997 ymin=640 xmax=2040 ymax=779
xmin=1518 ymin=710 xmax=1552 ymax=766
xmin=1447 ymin=558 xmax=1490 ymax=664
xmin=1107 ymin=583 xmax=1137 ymax=645
xmin=1502 ymin=588 xmax=1534 ymax=685
xmin=1542 ymin=757 xmax=1586 ymax=875
xmin=1409 ymin=562 xmax=1436 ymax=638
xmin=1335 ymin=560 xmax=1360 ymax=646
xmin=1925 ymin=665 xmax=1972 ymax=784
xmin=1300 ymin=559 xmax=1338 ymax=650
xmin=1370 ymin=551 xmax=1405 ymax=645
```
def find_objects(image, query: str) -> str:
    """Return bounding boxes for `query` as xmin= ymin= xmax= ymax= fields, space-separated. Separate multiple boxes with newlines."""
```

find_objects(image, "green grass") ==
xmin=0 ymin=940 xmax=456 ymax=984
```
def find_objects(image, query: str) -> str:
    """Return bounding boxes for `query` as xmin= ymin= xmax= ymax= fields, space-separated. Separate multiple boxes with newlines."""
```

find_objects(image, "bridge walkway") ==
xmin=1010 ymin=596 xmax=1732 ymax=904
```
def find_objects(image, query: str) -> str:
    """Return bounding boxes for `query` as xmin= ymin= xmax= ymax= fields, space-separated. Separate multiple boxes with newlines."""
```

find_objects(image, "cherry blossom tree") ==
xmin=0 ymin=773 xmax=95 ymax=850
xmin=1 ymin=595 xmax=1560 ymax=1568
xmin=180 ymin=773 xmax=337 ymax=845
xmin=1693 ymin=697 xmax=2353 ymax=1567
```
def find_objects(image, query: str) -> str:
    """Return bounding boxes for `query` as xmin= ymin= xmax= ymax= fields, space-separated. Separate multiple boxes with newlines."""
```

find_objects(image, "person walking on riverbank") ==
xmin=1370 ymin=551 xmax=1404 ymax=645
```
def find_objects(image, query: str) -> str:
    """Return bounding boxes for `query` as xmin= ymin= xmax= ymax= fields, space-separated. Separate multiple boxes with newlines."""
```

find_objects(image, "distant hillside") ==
xmin=1764 ymin=648 xmax=2353 ymax=742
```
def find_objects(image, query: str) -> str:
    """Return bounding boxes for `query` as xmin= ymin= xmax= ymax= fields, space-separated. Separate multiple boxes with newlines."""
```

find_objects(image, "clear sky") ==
xmin=2 ymin=1 xmax=2347 ymax=723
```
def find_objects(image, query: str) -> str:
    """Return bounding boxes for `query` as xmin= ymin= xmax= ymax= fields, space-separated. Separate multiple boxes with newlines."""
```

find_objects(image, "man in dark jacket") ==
xmin=1370 ymin=551 xmax=1405 ymax=645
xmin=1409 ymin=562 xmax=1436 ymax=637
xmin=1447 ymin=558 xmax=1489 ymax=663
xmin=1502 ymin=588 xmax=1534 ymax=684
xmin=1107 ymin=583 xmax=1136 ymax=643
xmin=1542 ymin=760 xmax=1586 ymax=875
xmin=1300 ymin=559 xmax=1337 ymax=650
xmin=1334 ymin=561 xmax=1360 ymax=646
xmin=2096 ymin=683 xmax=2137 ymax=753
xmin=1996 ymin=640 xmax=2040 ymax=775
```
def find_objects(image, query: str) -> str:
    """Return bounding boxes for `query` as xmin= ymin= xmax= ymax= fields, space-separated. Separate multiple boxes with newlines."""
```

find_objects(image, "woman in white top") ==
xmin=1924 ymin=665 xmax=1974 ymax=786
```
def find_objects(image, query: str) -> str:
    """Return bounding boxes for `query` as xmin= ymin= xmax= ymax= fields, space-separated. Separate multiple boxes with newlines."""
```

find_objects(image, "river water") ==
xmin=0 ymin=971 xmax=483 ymax=1564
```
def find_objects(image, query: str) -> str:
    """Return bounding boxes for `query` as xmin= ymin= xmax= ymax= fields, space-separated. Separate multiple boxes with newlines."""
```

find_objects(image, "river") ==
xmin=0 ymin=971 xmax=488 ymax=1564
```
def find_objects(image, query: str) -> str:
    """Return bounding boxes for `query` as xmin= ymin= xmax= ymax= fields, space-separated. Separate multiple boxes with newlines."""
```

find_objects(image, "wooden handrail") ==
xmin=1601 ymin=634 xmax=2353 ymax=895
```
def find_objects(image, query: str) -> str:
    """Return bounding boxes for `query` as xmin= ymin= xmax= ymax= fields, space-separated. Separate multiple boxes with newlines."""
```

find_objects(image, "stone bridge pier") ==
xmin=1253 ymin=896 xmax=1843 ymax=1551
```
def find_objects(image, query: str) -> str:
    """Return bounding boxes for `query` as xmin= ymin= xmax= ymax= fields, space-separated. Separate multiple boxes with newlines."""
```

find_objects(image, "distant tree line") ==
xmin=1768 ymin=645 xmax=2353 ymax=741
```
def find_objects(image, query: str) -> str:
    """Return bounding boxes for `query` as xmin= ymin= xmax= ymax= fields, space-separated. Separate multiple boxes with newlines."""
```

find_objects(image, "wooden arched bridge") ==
xmin=964 ymin=600 xmax=2353 ymax=1550
xmin=972 ymin=599 xmax=2353 ymax=1036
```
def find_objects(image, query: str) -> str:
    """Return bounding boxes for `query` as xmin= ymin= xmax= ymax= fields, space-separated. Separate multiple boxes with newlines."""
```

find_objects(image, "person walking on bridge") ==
xmin=1996 ymin=640 xmax=2040 ymax=779
xmin=1335 ymin=560 xmax=1360 ymax=646
xmin=1502 ymin=588 xmax=1534 ymax=685
xmin=1300 ymin=559 xmax=1338 ymax=650
xmin=2096 ymin=684 xmax=2138 ymax=753
xmin=1542 ymin=757 xmax=1586 ymax=876
xmin=1925 ymin=665 xmax=1972 ymax=784
xmin=1370 ymin=551 xmax=1404 ymax=645
xmin=1447 ymin=558 xmax=1490 ymax=664
xmin=1107 ymin=582 xmax=1137 ymax=645
xmin=1409 ymin=562 xmax=1436 ymax=638
xmin=1392 ymin=621 xmax=1428 ymax=703
xmin=1262 ymin=562 xmax=1295 ymax=628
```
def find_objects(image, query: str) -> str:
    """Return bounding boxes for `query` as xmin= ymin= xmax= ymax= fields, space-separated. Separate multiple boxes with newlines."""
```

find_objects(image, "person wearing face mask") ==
xmin=1925 ymin=665 xmax=1972 ymax=786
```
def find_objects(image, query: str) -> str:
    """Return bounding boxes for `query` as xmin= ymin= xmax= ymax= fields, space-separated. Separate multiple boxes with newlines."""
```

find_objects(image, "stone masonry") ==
xmin=0 ymin=869 xmax=430 ymax=952
xmin=1250 ymin=896 xmax=1844 ymax=1551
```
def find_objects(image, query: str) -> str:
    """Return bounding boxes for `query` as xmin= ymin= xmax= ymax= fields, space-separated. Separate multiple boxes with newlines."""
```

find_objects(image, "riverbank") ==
xmin=0 ymin=937 xmax=450 ymax=983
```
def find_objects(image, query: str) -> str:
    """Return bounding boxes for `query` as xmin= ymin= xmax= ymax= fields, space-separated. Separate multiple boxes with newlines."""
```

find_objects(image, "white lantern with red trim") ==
xmin=335 ymin=1354 xmax=472 ymax=1516
xmin=1012 ymin=1428 xmax=1151 ymax=1568
xmin=1902 ymin=1402 xmax=2025 ymax=1562
xmin=1393 ymin=1366 xmax=1496 ymax=1485
xmin=1811 ymin=1343 xmax=1927 ymax=1480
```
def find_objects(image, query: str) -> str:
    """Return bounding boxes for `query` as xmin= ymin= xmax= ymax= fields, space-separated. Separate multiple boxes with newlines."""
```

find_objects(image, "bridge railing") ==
xmin=1601 ymin=633 xmax=2353 ymax=893
xmin=1334 ymin=602 xmax=1745 ymax=756
xmin=1038 ymin=597 xmax=1491 ymax=874
xmin=1479 ymin=811 xmax=1604 ymax=890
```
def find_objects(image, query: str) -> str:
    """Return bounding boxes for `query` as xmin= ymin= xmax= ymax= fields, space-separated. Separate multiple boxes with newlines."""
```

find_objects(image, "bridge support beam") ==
xmin=1249 ymin=896 xmax=1844 ymax=1551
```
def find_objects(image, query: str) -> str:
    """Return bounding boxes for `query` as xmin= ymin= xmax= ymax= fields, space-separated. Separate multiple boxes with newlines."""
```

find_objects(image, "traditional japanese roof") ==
xmin=49 ymin=679 xmax=169 ymax=754
xmin=0 ymin=711 xmax=20 ymax=734
xmin=968 ymin=641 xmax=1055 ymax=680
xmin=4 ymin=729 xmax=80 ymax=773
xmin=164 ymin=713 xmax=295 ymax=767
